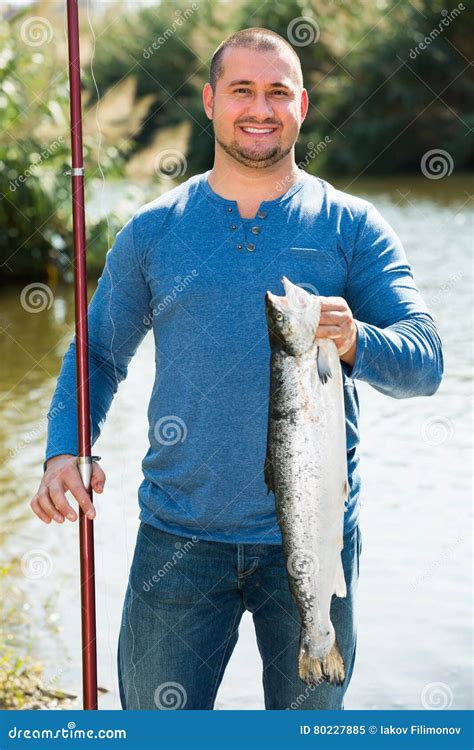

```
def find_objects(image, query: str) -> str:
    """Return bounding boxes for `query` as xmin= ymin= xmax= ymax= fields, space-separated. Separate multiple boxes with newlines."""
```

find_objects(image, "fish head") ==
xmin=265 ymin=276 xmax=321 ymax=356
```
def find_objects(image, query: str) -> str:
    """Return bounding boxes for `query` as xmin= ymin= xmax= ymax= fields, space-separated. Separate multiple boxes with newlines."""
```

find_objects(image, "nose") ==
xmin=247 ymin=92 xmax=275 ymax=119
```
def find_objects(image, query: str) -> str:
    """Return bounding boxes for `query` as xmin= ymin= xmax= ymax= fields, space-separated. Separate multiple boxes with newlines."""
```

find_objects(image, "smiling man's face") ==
xmin=203 ymin=46 xmax=308 ymax=169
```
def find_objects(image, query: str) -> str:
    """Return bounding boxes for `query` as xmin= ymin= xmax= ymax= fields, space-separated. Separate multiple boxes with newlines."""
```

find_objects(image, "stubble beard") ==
xmin=214 ymin=130 xmax=293 ymax=169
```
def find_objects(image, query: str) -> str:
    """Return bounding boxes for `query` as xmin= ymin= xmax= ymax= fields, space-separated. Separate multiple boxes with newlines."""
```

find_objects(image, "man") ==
xmin=31 ymin=28 xmax=443 ymax=710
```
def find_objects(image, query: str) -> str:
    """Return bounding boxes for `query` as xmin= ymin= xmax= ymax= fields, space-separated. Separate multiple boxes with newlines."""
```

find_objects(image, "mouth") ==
xmin=281 ymin=276 xmax=290 ymax=295
xmin=238 ymin=125 xmax=279 ymax=138
xmin=266 ymin=289 xmax=288 ymax=308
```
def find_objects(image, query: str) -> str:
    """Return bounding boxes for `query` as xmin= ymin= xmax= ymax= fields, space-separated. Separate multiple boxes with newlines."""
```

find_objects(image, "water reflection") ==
xmin=0 ymin=175 xmax=472 ymax=709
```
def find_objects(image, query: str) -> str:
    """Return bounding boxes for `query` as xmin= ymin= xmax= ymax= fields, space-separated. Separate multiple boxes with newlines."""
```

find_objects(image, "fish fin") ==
xmin=316 ymin=344 xmax=332 ymax=384
xmin=298 ymin=632 xmax=324 ymax=687
xmin=334 ymin=554 xmax=347 ymax=598
xmin=264 ymin=455 xmax=274 ymax=495
xmin=322 ymin=640 xmax=345 ymax=685
xmin=298 ymin=634 xmax=345 ymax=687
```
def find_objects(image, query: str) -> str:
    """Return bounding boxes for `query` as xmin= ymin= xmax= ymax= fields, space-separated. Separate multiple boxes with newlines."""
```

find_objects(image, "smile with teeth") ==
xmin=239 ymin=126 xmax=278 ymax=135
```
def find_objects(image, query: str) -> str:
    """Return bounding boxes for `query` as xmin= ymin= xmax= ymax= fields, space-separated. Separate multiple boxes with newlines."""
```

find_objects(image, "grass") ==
xmin=0 ymin=563 xmax=78 ymax=709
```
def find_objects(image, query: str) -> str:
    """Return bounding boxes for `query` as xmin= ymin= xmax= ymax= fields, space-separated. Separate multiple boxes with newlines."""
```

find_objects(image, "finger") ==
xmin=48 ymin=481 xmax=77 ymax=522
xmin=91 ymin=463 xmax=106 ymax=493
xmin=316 ymin=325 xmax=344 ymax=340
xmin=37 ymin=488 xmax=65 ymax=523
xmin=66 ymin=476 xmax=96 ymax=519
xmin=320 ymin=297 xmax=348 ymax=312
xmin=319 ymin=311 xmax=350 ymax=326
xmin=30 ymin=496 xmax=52 ymax=524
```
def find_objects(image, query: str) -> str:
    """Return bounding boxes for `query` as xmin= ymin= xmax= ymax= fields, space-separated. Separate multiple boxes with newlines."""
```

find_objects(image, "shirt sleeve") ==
xmin=343 ymin=201 xmax=444 ymax=399
xmin=45 ymin=215 xmax=152 ymax=463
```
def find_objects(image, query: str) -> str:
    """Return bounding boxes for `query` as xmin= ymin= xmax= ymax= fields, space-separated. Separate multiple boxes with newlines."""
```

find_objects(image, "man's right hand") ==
xmin=30 ymin=454 xmax=106 ymax=524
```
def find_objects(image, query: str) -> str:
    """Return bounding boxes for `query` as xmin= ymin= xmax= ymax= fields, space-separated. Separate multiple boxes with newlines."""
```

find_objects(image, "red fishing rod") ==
xmin=65 ymin=0 xmax=98 ymax=710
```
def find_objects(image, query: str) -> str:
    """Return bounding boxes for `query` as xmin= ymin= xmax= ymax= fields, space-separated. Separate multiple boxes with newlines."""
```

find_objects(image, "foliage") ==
xmin=83 ymin=0 xmax=473 ymax=177
xmin=0 ymin=564 xmax=76 ymax=709
xmin=312 ymin=0 xmax=474 ymax=175
xmin=0 ymin=8 xmax=147 ymax=283
xmin=1 ymin=0 xmax=472 ymax=281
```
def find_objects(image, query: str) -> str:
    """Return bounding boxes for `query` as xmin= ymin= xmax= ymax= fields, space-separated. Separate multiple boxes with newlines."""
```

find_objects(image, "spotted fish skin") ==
xmin=265 ymin=276 xmax=348 ymax=687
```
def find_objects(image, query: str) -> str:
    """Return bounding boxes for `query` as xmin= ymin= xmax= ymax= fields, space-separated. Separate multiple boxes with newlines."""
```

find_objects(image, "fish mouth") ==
xmin=265 ymin=289 xmax=287 ymax=304
xmin=266 ymin=276 xmax=293 ymax=305
xmin=266 ymin=276 xmax=299 ymax=310
xmin=265 ymin=289 xmax=288 ymax=315
xmin=281 ymin=275 xmax=298 ymax=298
xmin=281 ymin=276 xmax=314 ymax=311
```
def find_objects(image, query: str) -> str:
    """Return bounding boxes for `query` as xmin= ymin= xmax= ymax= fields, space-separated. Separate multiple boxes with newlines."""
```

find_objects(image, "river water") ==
xmin=0 ymin=175 xmax=471 ymax=710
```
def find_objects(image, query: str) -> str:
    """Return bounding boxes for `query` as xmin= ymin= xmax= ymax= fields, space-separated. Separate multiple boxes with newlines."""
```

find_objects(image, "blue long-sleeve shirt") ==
xmin=45 ymin=169 xmax=443 ymax=543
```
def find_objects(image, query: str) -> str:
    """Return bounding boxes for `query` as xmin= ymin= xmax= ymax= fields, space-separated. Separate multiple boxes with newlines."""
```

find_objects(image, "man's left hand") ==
xmin=315 ymin=297 xmax=358 ymax=367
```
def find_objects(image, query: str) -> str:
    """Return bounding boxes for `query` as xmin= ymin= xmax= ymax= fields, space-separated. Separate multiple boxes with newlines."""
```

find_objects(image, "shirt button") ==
xmin=227 ymin=207 xmax=233 ymax=212
xmin=246 ymin=243 xmax=256 ymax=252
xmin=231 ymin=224 xmax=237 ymax=230
xmin=250 ymin=226 xmax=261 ymax=235
xmin=257 ymin=210 xmax=267 ymax=219
xmin=237 ymin=244 xmax=243 ymax=250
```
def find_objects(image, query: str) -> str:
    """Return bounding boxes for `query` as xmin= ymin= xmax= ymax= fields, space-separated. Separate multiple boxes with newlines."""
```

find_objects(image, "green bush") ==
xmin=0 ymin=10 xmax=141 ymax=284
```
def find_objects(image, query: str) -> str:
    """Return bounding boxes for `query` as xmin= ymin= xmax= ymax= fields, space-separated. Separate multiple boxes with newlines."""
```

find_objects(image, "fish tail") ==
xmin=298 ymin=634 xmax=345 ymax=687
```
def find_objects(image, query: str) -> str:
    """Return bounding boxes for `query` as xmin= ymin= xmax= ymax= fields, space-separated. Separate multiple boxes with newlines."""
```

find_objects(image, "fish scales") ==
xmin=265 ymin=276 xmax=348 ymax=687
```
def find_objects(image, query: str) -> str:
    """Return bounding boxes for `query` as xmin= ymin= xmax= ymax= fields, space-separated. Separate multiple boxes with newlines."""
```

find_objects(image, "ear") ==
xmin=202 ymin=82 xmax=213 ymax=121
xmin=300 ymin=88 xmax=309 ymax=123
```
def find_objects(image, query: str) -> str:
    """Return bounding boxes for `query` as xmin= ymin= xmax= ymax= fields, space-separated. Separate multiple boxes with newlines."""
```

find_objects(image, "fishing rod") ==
xmin=65 ymin=0 xmax=98 ymax=710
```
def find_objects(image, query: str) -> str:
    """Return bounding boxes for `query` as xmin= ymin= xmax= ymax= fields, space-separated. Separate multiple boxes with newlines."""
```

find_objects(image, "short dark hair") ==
xmin=209 ymin=27 xmax=303 ymax=92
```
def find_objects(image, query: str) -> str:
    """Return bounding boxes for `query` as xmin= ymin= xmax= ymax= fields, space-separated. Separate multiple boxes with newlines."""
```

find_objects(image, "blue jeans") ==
xmin=117 ymin=521 xmax=362 ymax=710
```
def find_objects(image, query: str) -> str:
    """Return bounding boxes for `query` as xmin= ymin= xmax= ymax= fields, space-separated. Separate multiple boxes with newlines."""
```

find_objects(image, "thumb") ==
xmin=91 ymin=462 xmax=106 ymax=493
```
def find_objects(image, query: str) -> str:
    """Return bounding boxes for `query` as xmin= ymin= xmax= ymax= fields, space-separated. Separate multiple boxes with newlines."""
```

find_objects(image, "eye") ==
xmin=275 ymin=312 xmax=284 ymax=321
xmin=234 ymin=88 xmax=251 ymax=94
xmin=272 ymin=90 xmax=288 ymax=96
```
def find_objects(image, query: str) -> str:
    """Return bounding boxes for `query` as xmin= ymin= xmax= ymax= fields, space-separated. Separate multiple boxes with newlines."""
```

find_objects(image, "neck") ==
xmin=207 ymin=149 xmax=301 ymax=202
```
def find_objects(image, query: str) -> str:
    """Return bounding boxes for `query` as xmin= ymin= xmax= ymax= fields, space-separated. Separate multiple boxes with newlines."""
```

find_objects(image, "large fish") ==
xmin=264 ymin=276 xmax=348 ymax=687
